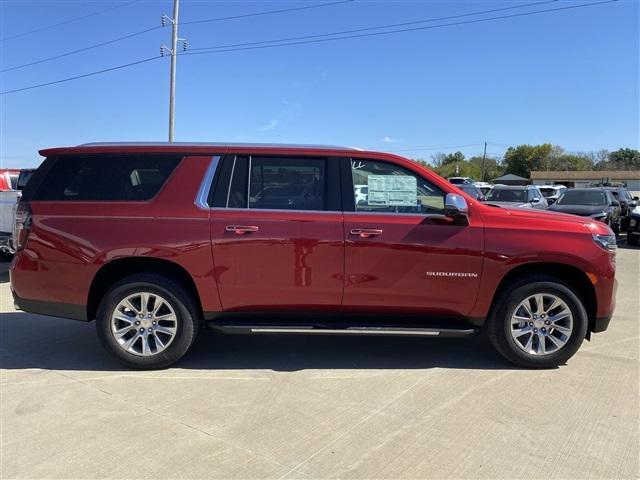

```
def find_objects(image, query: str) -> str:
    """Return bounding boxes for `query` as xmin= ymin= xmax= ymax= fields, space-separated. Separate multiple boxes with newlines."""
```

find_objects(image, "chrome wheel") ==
xmin=510 ymin=293 xmax=573 ymax=356
xmin=110 ymin=292 xmax=178 ymax=356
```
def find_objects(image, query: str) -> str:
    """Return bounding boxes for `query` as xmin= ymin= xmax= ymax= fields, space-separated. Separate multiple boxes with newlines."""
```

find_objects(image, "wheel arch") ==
xmin=488 ymin=262 xmax=597 ymax=336
xmin=87 ymin=257 xmax=203 ymax=321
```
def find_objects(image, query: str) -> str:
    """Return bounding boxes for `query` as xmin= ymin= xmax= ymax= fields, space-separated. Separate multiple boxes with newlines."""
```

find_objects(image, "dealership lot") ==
xmin=1 ymin=243 xmax=638 ymax=479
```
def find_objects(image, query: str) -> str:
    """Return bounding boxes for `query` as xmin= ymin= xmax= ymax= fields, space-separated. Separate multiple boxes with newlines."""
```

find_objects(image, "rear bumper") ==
xmin=12 ymin=289 xmax=87 ymax=321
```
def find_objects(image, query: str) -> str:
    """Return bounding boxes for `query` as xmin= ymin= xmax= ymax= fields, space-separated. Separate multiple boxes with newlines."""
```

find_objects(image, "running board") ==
xmin=209 ymin=324 xmax=479 ymax=338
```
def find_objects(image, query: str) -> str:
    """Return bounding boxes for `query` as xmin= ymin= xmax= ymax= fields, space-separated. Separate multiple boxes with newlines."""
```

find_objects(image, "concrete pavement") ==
xmin=1 ymin=243 xmax=638 ymax=479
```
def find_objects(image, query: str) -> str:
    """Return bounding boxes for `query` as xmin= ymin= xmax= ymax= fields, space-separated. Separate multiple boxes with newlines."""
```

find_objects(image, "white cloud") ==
xmin=258 ymin=119 xmax=280 ymax=131
xmin=382 ymin=136 xmax=399 ymax=143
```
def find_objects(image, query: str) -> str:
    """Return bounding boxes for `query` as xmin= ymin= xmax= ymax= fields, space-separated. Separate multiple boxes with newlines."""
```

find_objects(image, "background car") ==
xmin=549 ymin=188 xmax=621 ymax=235
xmin=602 ymin=186 xmax=638 ymax=229
xmin=539 ymin=185 xmax=567 ymax=205
xmin=448 ymin=176 xmax=474 ymax=185
xmin=484 ymin=185 xmax=548 ymax=209
xmin=627 ymin=205 xmax=640 ymax=245
xmin=458 ymin=184 xmax=485 ymax=201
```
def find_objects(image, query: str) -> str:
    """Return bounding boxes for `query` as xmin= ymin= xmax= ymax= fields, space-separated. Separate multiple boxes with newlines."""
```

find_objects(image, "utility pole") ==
xmin=161 ymin=0 xmax=187 ymax=142
xmin=481 ymin=141 xmax=487 ymax=181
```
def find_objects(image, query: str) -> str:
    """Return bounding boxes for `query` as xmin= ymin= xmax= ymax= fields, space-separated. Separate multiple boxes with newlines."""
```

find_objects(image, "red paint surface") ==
xmin=10 ymin=144 xmax=616 ymax=322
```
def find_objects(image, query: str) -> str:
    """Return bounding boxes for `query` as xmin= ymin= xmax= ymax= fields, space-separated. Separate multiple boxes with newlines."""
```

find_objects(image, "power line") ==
xmin=0 ymin=56 xmax=160 ymax=95
xmin=187 ymin=0 xmax=558 ymax=53
xmin=0 ymin=1 xmax=138 ymax=43
xmin=0 ymin=0 xmax=618 ymax=96
xmin=183 ymin=0 xmax=617 ymax=57
xmin=1 ymin=26 xmax=161 ymax=73
xmin=180 ymin=0 xmax=354 ymax=27
xmin=1 ymin=0 xmax=354 ymax=73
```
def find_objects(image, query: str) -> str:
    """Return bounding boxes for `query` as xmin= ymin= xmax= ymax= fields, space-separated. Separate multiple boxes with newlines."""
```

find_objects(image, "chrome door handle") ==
xmin=225 ymin=225 xmax=259 ymax=235
xmin=350 ymin=228 xmax=383 ymax=238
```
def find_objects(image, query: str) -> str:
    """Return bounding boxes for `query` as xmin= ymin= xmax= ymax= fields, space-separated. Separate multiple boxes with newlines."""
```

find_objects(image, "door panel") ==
xmin=211 ymin=210 xmax=344 ymax=311
xmin=342 ymin=157 xmax=484 ymax=317
xmin=343 ymin=213 xmax=484 ymax=316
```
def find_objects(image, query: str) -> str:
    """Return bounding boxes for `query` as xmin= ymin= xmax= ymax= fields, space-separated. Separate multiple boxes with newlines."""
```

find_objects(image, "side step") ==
xmin=209 ymin=324 xmax=478 ymax=338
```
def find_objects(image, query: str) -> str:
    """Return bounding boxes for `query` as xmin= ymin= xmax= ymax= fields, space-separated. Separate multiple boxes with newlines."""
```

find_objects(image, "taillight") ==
xmin=12 ymin=201 xmax=32 ymax=251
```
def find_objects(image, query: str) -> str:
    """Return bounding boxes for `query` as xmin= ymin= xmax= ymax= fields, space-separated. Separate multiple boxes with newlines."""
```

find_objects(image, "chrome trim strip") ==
xmin=247 ymin=155 xmax=252 ymax=209
xmin=194 ymin=155 xmax=221 ymax=210
xmin=249 ymin=327 xmax=442 ymax=336
xmin=225 ymin=155 xmax=237 ymax=208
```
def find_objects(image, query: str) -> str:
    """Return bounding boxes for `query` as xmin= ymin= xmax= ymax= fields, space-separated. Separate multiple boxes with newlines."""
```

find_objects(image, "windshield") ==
xmin=556 ymin=190 xmax=607 ymax=206
xmin=486 ymin=188 xmax=526 ymax=203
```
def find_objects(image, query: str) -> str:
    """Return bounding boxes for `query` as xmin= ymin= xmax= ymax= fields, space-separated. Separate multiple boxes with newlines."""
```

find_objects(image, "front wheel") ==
xmin=487 ymin=276 xmax=588 ymax=368
xmin=96 ymin=273 xmax=199 ymax=369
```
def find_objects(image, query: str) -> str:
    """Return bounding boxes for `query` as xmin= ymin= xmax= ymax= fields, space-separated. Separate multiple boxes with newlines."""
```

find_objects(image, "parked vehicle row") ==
xmin=0 ymin=168 xmax=37 ymax=256
xmin=447 ymin=177 xmax=638 ymax=245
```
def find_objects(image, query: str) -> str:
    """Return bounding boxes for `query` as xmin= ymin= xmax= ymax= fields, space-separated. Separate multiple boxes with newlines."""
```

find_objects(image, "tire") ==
xmin=628 ymin=233 xmax=639 ymax=246
xmin=96 ymin=273 xmax=199 ymax=369
xmin=487 ymin=275 xmax=588 ymax=368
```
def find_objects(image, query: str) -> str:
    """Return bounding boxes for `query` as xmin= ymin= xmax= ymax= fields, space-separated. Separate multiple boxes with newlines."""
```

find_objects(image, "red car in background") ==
xmin=0 ymin=169 xmax=20 ymax=191
xmin=10 ymin=142 xmax=617 ymax=369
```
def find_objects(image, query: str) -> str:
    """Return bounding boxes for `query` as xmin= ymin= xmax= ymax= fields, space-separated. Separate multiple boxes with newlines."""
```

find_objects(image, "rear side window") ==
xmin=34 ymin=155 xmax=182 ymax=201
xmin=221 ymin=156 xmax=329 ymax=211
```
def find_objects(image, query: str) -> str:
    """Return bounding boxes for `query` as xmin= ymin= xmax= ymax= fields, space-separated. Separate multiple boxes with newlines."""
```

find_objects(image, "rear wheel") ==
xmin=628 ymin=233 xmax=639 ymax=246
xmin=96 ymin=273 xmax=199 ymax=369
xmin=487 ymin=276 xmax=587 ymax=368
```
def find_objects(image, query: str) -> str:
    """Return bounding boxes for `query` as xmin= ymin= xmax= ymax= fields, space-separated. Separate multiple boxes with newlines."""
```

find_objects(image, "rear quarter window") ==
xmin=33 ymin=155 xmax=182 ymax=201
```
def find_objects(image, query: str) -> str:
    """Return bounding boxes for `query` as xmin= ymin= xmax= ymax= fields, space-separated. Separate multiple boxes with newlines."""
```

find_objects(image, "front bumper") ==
xmin=592 ymin=314 xmax=612 ymax=333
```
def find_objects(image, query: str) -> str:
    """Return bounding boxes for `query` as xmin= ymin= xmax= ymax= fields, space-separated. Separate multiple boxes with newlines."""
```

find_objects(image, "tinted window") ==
xmin=486 ymin=188 xmax=526 ymax=203
xmin=351 ymin=159 xmax=444 ymax=214
xmin=35 ymin=155 xmax=181 ymax=201
xmin=9 ymin=173 xmax=19 ymax=190
xmin=227 ymin=157 xmax=328 ymax=211
xmin=17 ymin=170 xmax=34 ymax=190
xmin=556 ymin=190 xmax=607 ymax=206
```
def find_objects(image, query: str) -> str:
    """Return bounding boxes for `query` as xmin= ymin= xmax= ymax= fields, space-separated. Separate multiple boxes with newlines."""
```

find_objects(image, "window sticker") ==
xmin=367 ymin=175 xmax=417 ymax=206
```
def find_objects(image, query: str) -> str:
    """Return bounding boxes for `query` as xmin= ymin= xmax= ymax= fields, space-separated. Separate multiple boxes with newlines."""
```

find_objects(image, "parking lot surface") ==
xmin=1 ymin=243 xmax=638 ymax=479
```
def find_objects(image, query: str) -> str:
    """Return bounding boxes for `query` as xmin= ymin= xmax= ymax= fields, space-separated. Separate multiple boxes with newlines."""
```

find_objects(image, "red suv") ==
xmin=10 ymin=143 xmax=617 ymax=369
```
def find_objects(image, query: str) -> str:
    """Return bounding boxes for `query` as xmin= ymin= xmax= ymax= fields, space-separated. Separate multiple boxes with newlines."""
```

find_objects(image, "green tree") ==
xmin=600 ymin=148 xmax=640 ymax=170
xmin=503 ymin=144 xmax=554 ymax=177
xmin=468 ymin=156 xmax=504 ymax=181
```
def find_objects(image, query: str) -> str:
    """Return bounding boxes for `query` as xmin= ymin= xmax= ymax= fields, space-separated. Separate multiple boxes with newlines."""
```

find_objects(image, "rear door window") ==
xmin=222 ymin=156 xmax=330 ymax=211
xmin=34 ymin=155 xmax=182 ymax=201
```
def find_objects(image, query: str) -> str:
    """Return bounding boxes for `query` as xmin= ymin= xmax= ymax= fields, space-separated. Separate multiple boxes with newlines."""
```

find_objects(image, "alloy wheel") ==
xmin=510 ymin=293 xmax=573 ymax=356
xmin=110 ymin=292 xmax=178 ymax=356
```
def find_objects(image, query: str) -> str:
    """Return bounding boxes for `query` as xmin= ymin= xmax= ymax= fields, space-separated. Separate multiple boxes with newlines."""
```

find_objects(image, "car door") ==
xmin=342 ymin=157 xmax=484 ymax=317
xmin=208 ymin=154 xmax=344 ymax=311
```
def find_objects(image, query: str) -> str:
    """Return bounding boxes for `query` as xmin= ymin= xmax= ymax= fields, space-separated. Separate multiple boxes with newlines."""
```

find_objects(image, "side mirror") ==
xmin=531 ymin=197 xmax=540 ymax=203
xmin=634 ymin=196 xmax=639 ymax=201
xmin=611 ymin=201 xmax=620 ymax=207
xmin=445 ymin=193 xmax=469 ymax=222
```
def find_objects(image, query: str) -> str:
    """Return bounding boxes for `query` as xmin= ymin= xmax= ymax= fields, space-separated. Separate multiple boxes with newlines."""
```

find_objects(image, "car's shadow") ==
xmin=0 ymin=311 xmax=516 ymax=372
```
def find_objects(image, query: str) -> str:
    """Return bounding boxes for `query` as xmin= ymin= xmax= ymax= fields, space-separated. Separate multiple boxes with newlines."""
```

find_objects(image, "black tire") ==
xmin=96 ymin=273 xmax=199 ymax=369
xmin=628 ymin=233 xmax=639 ymax=246
xmin=487 ymin=275 xmax=588 ymax=368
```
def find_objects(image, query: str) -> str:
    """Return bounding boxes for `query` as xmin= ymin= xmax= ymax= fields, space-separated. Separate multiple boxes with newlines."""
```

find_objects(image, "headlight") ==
xmin=590 ymin=212 xmax=607 ymax=219
xmin=631 ymin=218 xmax=637 ymax=227
xmin=592 ymin=234 xmax=617 ymax=252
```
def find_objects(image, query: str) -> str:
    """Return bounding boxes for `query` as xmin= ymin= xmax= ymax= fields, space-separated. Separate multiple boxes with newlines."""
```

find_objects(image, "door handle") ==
xmin=350 ymin=228 xmax=383 ymax=238
xmin=225 ymin=225 xmax=259 ymax=235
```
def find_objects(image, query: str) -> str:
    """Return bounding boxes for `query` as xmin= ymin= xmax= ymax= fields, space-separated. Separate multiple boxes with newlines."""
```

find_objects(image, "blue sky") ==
xmin=1 ymin=0 xmax=638 ymax=168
